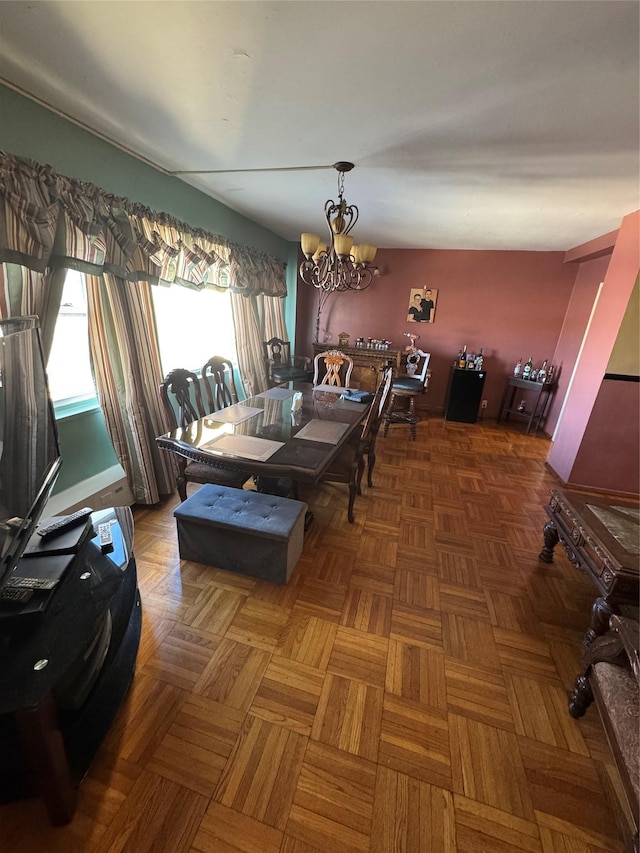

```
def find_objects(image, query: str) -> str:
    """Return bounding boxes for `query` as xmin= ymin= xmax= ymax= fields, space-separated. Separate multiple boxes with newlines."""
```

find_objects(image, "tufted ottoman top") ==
xmin=174 ymin=484 xmax=307 ymax=542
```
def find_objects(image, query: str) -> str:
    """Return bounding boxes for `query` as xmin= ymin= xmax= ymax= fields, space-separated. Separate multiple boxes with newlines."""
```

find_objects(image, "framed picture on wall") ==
xmin=407 ymin=287 xmax=438 ymax=323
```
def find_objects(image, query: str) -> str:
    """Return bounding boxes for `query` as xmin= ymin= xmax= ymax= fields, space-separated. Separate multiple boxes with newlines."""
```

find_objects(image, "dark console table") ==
xmin=0 ymin=506 xmax=141 ymax=825
xmin=497 ymin=376 xmax=556 ymax=433
xmin=539 ymin=489 xmax=639 ymax=647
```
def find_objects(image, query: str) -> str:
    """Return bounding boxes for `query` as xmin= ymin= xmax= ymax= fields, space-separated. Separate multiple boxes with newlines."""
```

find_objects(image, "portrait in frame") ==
xmin=407 ymin=287 xmax=438 ymax=323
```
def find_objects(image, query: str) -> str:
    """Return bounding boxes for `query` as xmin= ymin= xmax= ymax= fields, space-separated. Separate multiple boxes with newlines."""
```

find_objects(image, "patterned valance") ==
xmin=0 ymin=151 xmax=287 ymax=297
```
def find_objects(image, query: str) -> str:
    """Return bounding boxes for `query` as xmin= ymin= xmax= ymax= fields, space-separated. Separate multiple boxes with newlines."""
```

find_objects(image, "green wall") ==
xmin=0 ymin=83 xmax=299 ymax=498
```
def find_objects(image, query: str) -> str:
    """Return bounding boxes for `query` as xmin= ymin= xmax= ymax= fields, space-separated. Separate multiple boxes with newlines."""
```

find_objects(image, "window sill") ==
xmin=54 ymin=396 xmax=101 ymax=420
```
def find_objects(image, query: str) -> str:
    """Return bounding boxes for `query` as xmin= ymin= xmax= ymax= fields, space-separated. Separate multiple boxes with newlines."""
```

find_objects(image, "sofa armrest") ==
xmin=609 ymin=615 xmax=640 ymax=684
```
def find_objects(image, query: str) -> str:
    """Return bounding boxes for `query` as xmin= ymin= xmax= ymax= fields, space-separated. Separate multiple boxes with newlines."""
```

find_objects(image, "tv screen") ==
xmin=0 ymin=316 xmax=61 ymax=593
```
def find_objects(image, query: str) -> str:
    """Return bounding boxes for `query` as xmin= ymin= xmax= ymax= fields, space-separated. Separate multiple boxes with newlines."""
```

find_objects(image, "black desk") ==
xmin=0 ymin=507 xmax=141 ymax=825
xmin=497 ymin=376 xmax=556 ymax=433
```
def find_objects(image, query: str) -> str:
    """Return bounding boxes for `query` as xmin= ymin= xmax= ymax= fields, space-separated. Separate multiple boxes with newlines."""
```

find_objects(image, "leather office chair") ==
xmin=319 ymin=366 xmax=393 ymax=523
xmin=313 ymin=349 xmax=354 ymax=387
xmin=382 ymin=349 xmax=431 ymax=440
xmin=263 ymin=337 xmax=312 ymax=387
xmin=159 ymin=368 xmax=247 ymax=500
xmin=201 ymin=355 xmax=239 ymax=411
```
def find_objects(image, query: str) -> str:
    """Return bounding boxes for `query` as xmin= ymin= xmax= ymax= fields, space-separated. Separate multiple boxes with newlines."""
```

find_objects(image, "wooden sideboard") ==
xmin=312 ymin=344 xmax=402 ymax=392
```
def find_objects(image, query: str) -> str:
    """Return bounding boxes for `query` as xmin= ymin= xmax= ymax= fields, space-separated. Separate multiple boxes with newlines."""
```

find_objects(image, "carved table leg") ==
xmin=538 ymin=519 xmax=559 ymax=562
xmin=568 ymin=673 xmax=594 ymax=718
xmin=584 ymin=595 xmax=619 ymax=647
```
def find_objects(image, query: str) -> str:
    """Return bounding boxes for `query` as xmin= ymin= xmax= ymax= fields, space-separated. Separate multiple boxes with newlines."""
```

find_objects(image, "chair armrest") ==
xmin=609 ymin=615 xmax=640 ymax=684
xmin=293 ymin=355 xmax=311 ymax=369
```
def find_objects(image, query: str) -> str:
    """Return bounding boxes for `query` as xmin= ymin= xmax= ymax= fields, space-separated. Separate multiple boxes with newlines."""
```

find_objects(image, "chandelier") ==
xmin=299 ymin=162 xmax=378 ymax=294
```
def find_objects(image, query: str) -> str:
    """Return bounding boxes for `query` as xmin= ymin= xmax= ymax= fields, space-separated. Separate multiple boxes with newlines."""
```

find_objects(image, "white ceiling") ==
xmin=0 ymin=1 xmax=638 ymax=251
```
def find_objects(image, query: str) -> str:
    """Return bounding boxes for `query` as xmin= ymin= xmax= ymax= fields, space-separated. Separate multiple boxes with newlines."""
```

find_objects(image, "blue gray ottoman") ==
xmin=173 ymin=484 xmax=307 ymax=584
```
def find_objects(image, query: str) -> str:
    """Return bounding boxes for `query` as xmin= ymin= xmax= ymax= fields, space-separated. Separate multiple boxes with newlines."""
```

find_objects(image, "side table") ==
xmin=538 ymin=488 xmax=639 ymax=647
xmin=497 ymin=376 xmax=556 ymax=433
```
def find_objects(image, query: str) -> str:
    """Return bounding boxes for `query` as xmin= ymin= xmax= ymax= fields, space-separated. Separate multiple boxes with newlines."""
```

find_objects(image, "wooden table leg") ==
xmin=538 ymin=518 xmax=559 ymax=562
xmin=584 ymin=595 xmax=619 ymax=647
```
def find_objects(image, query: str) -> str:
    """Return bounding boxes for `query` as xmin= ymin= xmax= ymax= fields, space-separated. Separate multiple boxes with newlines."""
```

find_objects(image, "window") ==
xmin=151 ymin=285 xmax=237 ymax=377
xmin=47 ymin=270 xmax=96 ymax=407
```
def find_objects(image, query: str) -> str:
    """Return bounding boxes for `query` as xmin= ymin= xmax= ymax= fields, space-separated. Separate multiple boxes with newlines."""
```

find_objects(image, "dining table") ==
xmin=155 ymin=382 xmax=371 ymax=510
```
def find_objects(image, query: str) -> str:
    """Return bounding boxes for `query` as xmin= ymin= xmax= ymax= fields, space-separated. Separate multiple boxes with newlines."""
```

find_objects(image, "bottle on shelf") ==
xmin=474 ymin=348 xmax=484 ymax=371
xmin=513 ymin=358 xmax=522 ymax=377
xmin=458 ymin=345 xmax=467 ymax=368
xmin=530 ymin=366 xmax=539 ymax=381
xmin=537 ymin=360 xmax=548 ymax=383
xmin=467 ymin=352 xmax=476 ymax=369
xmin=546 ymin=364 xmax=555 ymax=383
xmin=517 ymin=399 xmax=526 ymax=412
xmin=522 ymin=356 xmax=533 ymax=380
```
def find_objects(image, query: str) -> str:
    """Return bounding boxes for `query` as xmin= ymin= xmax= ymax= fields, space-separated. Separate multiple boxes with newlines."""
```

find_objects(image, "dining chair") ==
xmin=263 ymin=337 xmax=313 ymax=387
xmin=159 ymin=367 xmax=248 ymax=500
xmin=201 ymin=355 xmax=239 ymax=412
xmin=360 ymin=366 xmax=394 ymax=488
xmin=382 ymin=349 xmax=431 ymax=440
xmin=312 ymin=349 xmax=354 ymax=387
xmin=319 ymin=366 xmax=392 ymax=523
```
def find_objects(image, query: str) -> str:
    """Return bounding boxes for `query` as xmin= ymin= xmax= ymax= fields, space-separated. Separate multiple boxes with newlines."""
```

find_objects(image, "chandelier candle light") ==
xmin=300 ymin=162 xmax=378 ymax=342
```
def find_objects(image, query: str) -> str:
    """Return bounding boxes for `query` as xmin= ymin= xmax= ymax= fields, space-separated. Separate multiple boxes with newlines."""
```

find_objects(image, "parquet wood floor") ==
xmin=0 ymin=419 xmax=628 ymax=852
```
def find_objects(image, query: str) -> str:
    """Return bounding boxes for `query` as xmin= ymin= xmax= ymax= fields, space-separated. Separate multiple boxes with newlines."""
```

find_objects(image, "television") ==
xmin=0 ymin=316 xmax=62 ymax=595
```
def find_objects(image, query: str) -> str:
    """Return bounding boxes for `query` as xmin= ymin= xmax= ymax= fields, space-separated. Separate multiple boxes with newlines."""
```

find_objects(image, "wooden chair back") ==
xmin=313 ymin=349 xmax=354 ymax=386
xmin=403 ymin=349 xmax=431 ymax=386
xmin=201 ymin=356 xmax=239 ymax=411
xmin=159 ymin=368 xmax=207 ymax=429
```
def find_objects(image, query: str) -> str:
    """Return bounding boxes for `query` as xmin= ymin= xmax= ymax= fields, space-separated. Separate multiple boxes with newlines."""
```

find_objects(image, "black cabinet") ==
xmin=444 ymin=368 xmax=487 ymax=423
xmin=0 ymin=507 xmax=141 ymax=825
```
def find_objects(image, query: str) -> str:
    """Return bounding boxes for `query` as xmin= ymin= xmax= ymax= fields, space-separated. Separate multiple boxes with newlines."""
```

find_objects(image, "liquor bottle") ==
xmin=474 ymin=348 xmax=484 ymax=370
xmin=513 ymin=358 xmax=522 ymax=377
xmin=458 ymin=345 xmax=467 ymax=368
xmin=522 ymin=356 xmax=533 ymax=380
xmin=546 ymin=364 xmax=555 ymax=383
xmin=537 ymin=360 xmax=548 ymax=383
xmin=530 ymin=366 xmax=538 ymax=381
xmin=467 ymin=352 xmax=476 ymax=369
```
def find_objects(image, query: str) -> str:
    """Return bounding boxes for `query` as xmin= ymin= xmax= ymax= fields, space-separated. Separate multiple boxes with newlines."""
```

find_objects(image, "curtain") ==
xmin=263 ymin=293 xmax=288 ymax=342
xmin=0 ymin=263 xmax=66 ymax=360
xmin=231 ymin=293 xmax=269 ymax=397
xmin=0 ymin=152 xmax=287 ymax=296
xmin=86 ymin=273 xmax=176 ymax=504
xmin=0 ymin=150 xmax=290 ymax=504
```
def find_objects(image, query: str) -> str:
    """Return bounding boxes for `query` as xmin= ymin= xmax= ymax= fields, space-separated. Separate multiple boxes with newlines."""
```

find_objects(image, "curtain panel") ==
xmin=0 ymin=150 xmax=291 ymax=504
xmin=0 ymin=151 xmax=287 ymax=297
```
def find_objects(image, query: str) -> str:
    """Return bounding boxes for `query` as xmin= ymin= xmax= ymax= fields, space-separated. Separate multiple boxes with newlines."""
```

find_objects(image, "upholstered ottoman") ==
xmin=174 ymin=484 xmax=307 ymax=584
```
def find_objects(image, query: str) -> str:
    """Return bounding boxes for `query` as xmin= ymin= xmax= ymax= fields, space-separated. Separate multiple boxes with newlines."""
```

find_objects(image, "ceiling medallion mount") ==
xmin=299 ymin=161 xmax=378 ymax=309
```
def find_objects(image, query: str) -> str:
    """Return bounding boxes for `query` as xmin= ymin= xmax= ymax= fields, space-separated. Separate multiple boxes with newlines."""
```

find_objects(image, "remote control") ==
xmin=0 ymin=587 xmax=34 ymax=605
xmin=98 ymin=522 xmax=114 ymax=553
xmin=5 ymin=576 xmax=59 ymax=590
xmin=37 ymin=507 xmax=93 ymax=541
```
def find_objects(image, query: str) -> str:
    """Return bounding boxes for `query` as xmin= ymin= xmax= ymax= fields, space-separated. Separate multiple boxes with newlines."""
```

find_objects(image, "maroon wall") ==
xmin=570 ymin=378 xmax=640 ymax=495
xmin=296 ymin=248 xmax=577 ymax=417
